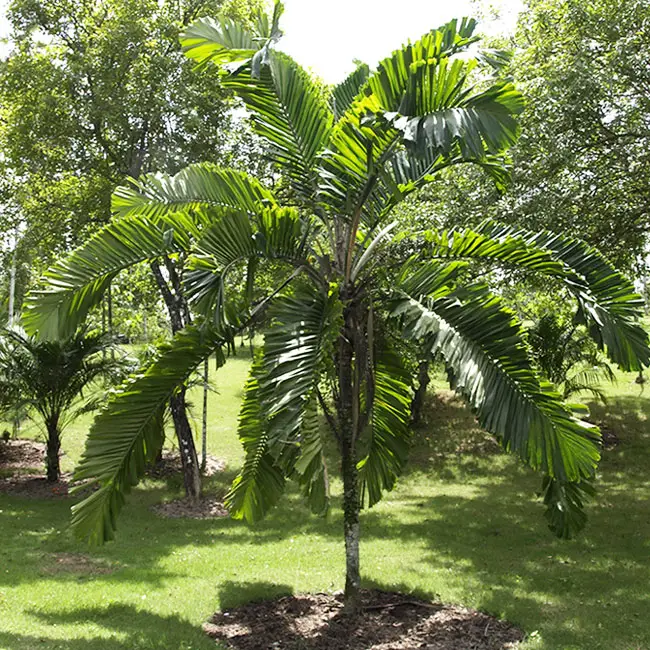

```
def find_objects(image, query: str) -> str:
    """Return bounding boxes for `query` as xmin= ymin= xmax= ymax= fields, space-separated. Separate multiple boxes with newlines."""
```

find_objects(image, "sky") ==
xmin=0 ymin=0 xmax=524 ymax=78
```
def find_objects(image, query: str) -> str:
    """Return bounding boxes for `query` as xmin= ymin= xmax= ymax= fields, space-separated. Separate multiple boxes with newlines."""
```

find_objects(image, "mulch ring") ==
xmin=145 ymin=450 xmax=226 ymax=479
xmin=151 ymin=495 xmax=229 ymax=519
xmin=204 ymin=590 xmax=524 ymax=650
xmin=0 ymin=438 xmax=46 ymax=471
xmin=0 ymin=473 xmax=71 ymax=499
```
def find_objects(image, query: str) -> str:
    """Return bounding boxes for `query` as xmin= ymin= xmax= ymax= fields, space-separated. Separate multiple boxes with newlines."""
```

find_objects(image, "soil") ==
xmin=41 ymin=553 xmax=115 ymax=576
xmin=151 ymin=495 xmax=229 ymax=519
xmin=0 ymin=438 xmax=46 ymax=470
xmin=203 ymin=590 xmax=524 ymax=650
xmin=0 ymin=473 xmax=70 ymax=498
xmin=146 ymin=450 xmax=226 ymax=479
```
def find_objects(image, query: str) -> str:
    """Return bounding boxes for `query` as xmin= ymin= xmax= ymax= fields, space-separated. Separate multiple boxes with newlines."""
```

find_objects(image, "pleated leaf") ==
xmin=72 ymin=325 xmax=226 ymax=544
xmin=358 ymin=349 xmax=413 ymax=508
xmin=113 ymin=165 xmax=277 ymax=220
xmin=23 ymin=215 xmax=193 ymax=340
xmin=330 ymin=63 xmax=370 ymax=120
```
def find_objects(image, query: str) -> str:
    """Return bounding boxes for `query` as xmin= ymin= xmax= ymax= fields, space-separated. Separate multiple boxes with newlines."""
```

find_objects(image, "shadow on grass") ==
xmin=4 ymin=605 xmax=215 ymax=650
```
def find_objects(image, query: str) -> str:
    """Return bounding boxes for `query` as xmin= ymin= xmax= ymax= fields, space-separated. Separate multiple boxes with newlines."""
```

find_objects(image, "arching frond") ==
xmin=358 ymin=348 xmax=412 ymax=508
xmin=113 ymin=165 xmax=277 ymax=220
xmin=330 ymin=63 xmax=370 ymax=120
xmin=23 ymin=215 xmax=193 ymax=339
xmin=476 ymin=221 xmax=650 ymax=371
xmin=72 ymin=325 xmax=226 ymax=544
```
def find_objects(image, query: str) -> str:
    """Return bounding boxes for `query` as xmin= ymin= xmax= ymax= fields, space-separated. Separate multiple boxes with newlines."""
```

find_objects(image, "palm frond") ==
xmin=23 ymin=215 xmax=193 ymax=339
xmin=358 ymin=348 xmax=412 ymax=508
xmin=113 ymin=165 xmax=277 ymax=220
xmin=330 ymin=63 xmax=370 ymax=120
xmin=477 ymin=221 xmax=650 ymax=371
xmin=72 ymin=325 xmax=226 ymax=544
xmin=391 ymin=279 xmax=600 ymax=490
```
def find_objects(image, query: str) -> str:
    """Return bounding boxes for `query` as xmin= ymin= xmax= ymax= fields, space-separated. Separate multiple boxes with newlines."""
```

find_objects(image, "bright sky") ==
xmin=0 ymin=0 xmax=523 ymax=76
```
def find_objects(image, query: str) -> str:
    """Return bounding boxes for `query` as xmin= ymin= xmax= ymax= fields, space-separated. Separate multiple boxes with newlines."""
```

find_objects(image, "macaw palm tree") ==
xmin=24 ymin=3 xmax=649 ymax=610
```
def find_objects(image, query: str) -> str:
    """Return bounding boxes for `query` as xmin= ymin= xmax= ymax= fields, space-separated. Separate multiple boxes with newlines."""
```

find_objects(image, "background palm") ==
xmin=24 ymin=1 xmax=649 ymax=609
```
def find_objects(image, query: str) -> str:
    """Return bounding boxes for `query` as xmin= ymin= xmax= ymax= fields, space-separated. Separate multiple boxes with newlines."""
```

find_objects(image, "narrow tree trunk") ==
xmin=150 ymin=261 xmax=202 ymax=501
xmin=45 ymin=419 xmax=61 ymax=483
xmin=411 ymin=360 xmax=430 ymax=425
xmin=338 ymin=302 xmax=361 ymax=611
xmin=170 ymin=387 xmax=201 ymax=502
xmin=201 ymin=357 xmax=209 ymax=472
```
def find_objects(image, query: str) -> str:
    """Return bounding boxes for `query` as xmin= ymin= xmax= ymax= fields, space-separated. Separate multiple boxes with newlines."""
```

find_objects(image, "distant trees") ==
xmin=26 ymin=4 xmax=650 ymax=612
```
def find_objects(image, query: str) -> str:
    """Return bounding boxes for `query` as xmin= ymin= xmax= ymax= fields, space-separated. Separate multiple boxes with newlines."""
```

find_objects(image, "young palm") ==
xmin=0 ymin=328 xmax=124 ymax=481
xmin=24 ymin=2 xmax=649 ymax=609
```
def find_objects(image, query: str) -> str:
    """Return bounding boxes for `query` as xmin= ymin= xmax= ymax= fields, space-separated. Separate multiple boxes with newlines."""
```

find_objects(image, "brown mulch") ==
xmin=0 ymin=473 xmax=70 ymax=498
xmin=0 ymin=439 xmax=46 ymax=470
xmin=204 ymin=590 xmax=524 ymax=650
xmin=151 ymin=495 xmax=229 ymax=519
xmin=146 ymin=450 xmax=226 ymax=479
xmin=41 ymin=552 xmax=115 ymax=576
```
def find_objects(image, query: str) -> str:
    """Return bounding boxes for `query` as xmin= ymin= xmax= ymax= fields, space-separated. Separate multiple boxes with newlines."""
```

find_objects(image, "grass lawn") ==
xmin=0 ymin=354 xmax=648 ymax=650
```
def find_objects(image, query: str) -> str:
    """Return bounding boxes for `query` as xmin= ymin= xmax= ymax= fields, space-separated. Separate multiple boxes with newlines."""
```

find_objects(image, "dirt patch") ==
xmin=0 ymin=473 xmax=70 ymax=499
xmin=0 ymin=439 xmax=45 ymax=471
xmin=204 ymin=590 xmax=524 ymax=650
xmin=146 ymin=451 xmax=225 ymax=479
xmin=42 ymin=552 xmax=115 ymax=576
xmin=151 ymin=495 xmax=229 ymax=519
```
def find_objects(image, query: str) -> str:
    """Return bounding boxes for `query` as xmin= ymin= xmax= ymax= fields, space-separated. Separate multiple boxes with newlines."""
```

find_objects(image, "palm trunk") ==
xmin=201 ymin=357 xmax=208 ymax=472
xmin=45 ymin=417 xmax=61 ymax=483
xmin=411 ymin=360 xmax=430 ymax=425
xmin=170 ymin=387 xmax=201 ymax=502
xmin=338 ymin=303 xmax=361 ymax=611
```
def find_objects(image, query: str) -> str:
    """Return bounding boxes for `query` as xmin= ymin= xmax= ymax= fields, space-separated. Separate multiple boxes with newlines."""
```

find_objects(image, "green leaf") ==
xmin=23 ymin=215 xmax=193 ymax=339
xmin=330 ymin=63 xmax=370 ymax=120
xmin=542 ymin=476 xmax=596 ymax=539
xmin=219 ymin=52 xmax=333 ymax=201
xmin=358 ymin=348 xmax=413 ymax=508
xmin=112 ymin=165 xmax=277 ymax=220
xmin=225 ymin=356 xmax=287 ymax=523
xmin=477 ymin=221 xmax=650 ymax=371
xmin=391 ymin=280 xmax=601 ymax=484
xmin=72 ymin=325 xmax=226 ymax=544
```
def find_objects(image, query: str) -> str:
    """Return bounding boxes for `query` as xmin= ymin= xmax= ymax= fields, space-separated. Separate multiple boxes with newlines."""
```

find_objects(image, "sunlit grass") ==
xmin=0 ymin=356 xmax=648 ymax=649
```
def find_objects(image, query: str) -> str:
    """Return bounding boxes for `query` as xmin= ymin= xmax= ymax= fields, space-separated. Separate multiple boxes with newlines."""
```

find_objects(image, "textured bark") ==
xmin=201 ymin=357 xmax=209 ymax=473
xmin=45 ymin=419 xmax=61 ymax=483
xmin=338 ymin=297 xmax=362 ymax=611
xmin=170 ymin=386 xmax=201 ymax=503
xmin=151 ymin=260 xmax=202 ymax=501
xmin=411 ymin=360 xmax=430 ymax=425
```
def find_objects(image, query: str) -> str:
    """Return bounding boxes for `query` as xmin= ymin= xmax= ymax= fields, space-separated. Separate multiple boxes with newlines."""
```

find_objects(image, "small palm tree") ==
xmin=25 ymin=3 xmax=649 ymax=610
xmin=0 ymin=328 xmax=124 ymax=481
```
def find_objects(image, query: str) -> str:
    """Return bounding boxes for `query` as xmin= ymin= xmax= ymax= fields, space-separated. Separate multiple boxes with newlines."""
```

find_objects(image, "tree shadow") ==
xmin=7 ymin=604 xmax=216 ymax=650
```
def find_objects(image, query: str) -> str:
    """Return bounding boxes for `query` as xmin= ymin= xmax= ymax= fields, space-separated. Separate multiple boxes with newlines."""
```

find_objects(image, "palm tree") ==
xmin=24 ymin=3 xmax=649 ymax=610
xmin=0 ymin=328 xmax=124 ymax=481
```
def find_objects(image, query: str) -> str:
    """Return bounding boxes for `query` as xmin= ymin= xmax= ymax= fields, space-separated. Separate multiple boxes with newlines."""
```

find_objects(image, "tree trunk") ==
xmin=337 ymin=301 xmax=361 ymax=611
xmin=150 ymin=260 xmax=202 ymax=502
xmin=170 ymin=386 xmax=201 ymax=503
xmin=201 ymin=357 xmax=209 ymax=472
xmin=411 ymin=360 xmax=430 ymax=425
xmin=45 ymin=419 xmax=61 ymax=483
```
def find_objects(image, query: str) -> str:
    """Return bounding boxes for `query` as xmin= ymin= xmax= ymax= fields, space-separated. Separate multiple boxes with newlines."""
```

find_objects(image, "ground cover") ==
xmin=0 ymin=357 xmax=648 ymax=650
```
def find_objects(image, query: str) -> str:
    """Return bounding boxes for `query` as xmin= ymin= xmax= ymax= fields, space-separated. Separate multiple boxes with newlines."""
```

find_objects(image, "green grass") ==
xmin=0 ymin=357 xmax=649 ymax=649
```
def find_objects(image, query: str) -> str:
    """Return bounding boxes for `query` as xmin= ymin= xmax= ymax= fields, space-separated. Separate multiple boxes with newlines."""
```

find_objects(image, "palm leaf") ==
xmin=330 ymin=63 xmax=370 ymax=120
xmin=358 ymin=348 xmax=413 ymax=508
xmin=23 ymin=215 xmax=193 ymax=339
xmin=112 ymin=165 xmax=277 ymax=220
xmin=225 ymin=356 xmax=287 ymax=523
xmin=476 ymin=221 xmax=650 ymax=371
xmin=72 ymin=325 xmax=226 ymax=544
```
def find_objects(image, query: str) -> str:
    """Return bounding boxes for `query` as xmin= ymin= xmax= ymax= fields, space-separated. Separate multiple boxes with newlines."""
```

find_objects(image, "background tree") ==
xmin=0 ymin=328 xmax=124 ymax=481
xmin=25 ymin=5 xmax=650 ymax=613
xmin=0 ymin=0 xmax=266 ymax=501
